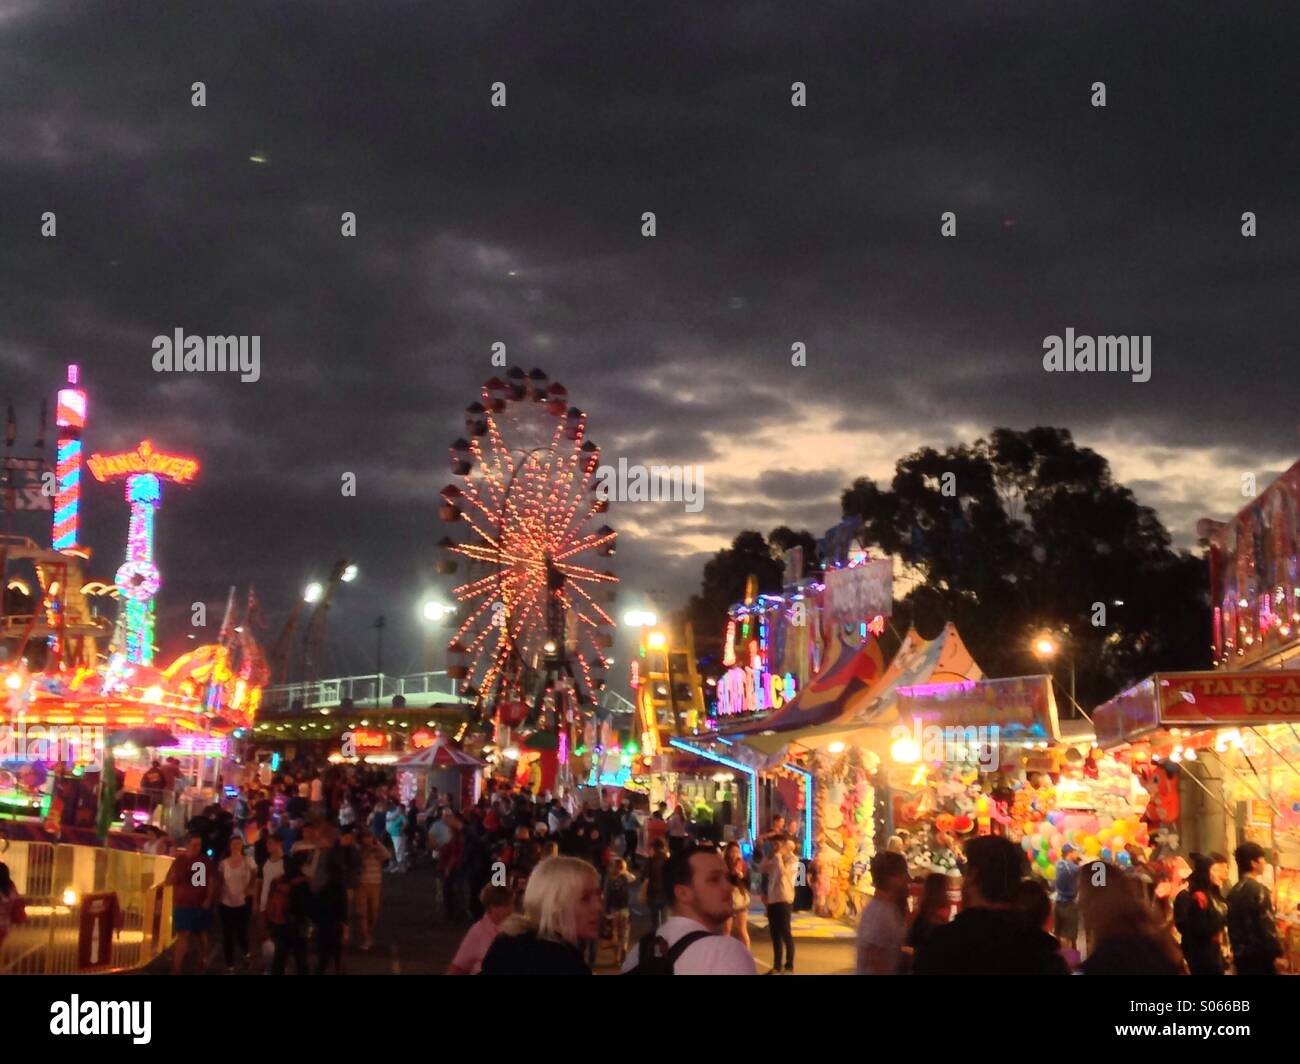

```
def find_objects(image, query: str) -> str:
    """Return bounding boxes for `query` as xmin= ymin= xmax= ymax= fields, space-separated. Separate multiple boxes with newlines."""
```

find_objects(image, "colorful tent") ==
xmin=392 ymin=734 xmax=483 ymax=769
xmin=739 ymin=623 xmax=983 ymax=755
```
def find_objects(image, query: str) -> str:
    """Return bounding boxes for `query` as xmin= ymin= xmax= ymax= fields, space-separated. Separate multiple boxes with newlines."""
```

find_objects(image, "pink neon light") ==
xmin=68 ymin=364 xmax=80 ymax=385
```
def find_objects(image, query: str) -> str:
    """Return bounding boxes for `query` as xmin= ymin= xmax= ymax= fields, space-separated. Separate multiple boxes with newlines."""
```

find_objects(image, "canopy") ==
xmin=740 ymin=624 xmax=983 ymax=755
xmin=393 ymin=735 xmax=483 ymax=769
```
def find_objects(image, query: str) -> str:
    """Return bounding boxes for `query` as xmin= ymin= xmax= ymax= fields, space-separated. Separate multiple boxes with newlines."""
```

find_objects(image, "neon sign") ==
xmin=349 ymin=728 xmax=387 ymax=751
xmin=87 ymin=440 xmax=200 ymax=485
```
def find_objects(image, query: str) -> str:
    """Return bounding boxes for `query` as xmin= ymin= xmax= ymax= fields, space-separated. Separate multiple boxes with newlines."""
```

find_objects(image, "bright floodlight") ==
xmin=423 ymin=600 xmax=455 ymax=622
xmin=890 ymin=735 xmax=920 ymax=764
xmin=543 ymin=639 xmax=558 ymax=654
xmin=1032 ymin=635 xmax=1057 ymax=659
xmin=647 ymin=630 xmax=667 ymax=650
xmin=623 ymin=609 xmax=657 ymax=627
xmin=342 ymin=564 xmax=359 ymax=583
xmin=304 ymin=582 xmax=324 ymax=604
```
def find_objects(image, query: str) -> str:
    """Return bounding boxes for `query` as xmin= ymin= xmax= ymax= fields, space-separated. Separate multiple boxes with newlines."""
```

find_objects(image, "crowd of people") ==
xmin=25 ymin=750 xmax=1285 ymax=979
xmin=854 ymin=835 xmax=1287 ymax=977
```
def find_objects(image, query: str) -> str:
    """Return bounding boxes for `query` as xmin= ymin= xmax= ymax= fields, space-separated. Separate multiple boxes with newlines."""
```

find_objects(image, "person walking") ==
xmin=1078 ymin=861 xmax=1184 ymax=975
xmin=604 ymin=856 xmax=637 ymax=967
xmin=858 ymin=851 xmax=910 ymax=975
xmin=0 ymin=861 xmax=25 ymax=955
xmin=447 ymin=885 xmax=515 ymax=975
xmin=915 ymin=836 xmax=1069 ymax=976
xmin=217 ymin=836 xmax=257 ymax=973
xmin=760 ymin=835 xmax=798 ymax=974
xmin=723 ymin=842 xmax=751 ymax=949
xmin=622 ymin=805 xmax=641 ymax=871
xmin=1174 ymin=852 xmax=1229 ymax=976
xmin=265 ymin=853 xmax=312 ymax=975
xmin=167 ymin=833 xmax=216 ymax=974
xmin=643 ymin=838 xmax=672 ymax=929
xmin=623 ymin=845 xmax=757 ymax=975
xmin=356 ymin=829 xmax=386 ymax=950
xmin=386 ymin=801 xmax=408 ymax=871
xmin=1226 ymin=841 xmax=1285 ymax=975
xmin=480 ymin=856 xmax=603 ymax=975
xmin=903 ymin=871 xmax=951 ymax=971
xmin=255 ymin=834 xmax=286 ymax=969
xmin=666 ymin=805 xmax=690 ymax=857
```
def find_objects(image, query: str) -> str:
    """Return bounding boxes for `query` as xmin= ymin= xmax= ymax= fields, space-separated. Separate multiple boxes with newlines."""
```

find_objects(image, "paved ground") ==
xmin=139 ymin=861 xmax=857 ymax=975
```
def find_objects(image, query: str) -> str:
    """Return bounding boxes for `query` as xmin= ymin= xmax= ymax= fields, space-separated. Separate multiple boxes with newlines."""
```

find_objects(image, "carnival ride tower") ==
xmin=87 ymin=440 xmax=200 ymax=666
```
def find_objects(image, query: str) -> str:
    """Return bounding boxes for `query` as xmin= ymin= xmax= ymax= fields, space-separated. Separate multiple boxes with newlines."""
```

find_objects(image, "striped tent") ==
xmin=739 ymin=623 xmax=983 ymax=755
xmin=392 ymin=735 xmax=483 ymax=769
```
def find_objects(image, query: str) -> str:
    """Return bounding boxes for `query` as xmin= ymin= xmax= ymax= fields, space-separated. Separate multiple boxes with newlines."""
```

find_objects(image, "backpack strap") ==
xmin=664 ymin=930 xmax=714 ymax=969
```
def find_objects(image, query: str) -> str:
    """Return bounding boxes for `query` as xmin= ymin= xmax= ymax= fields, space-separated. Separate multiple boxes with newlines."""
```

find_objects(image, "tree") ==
xmin=840 ymin=427 xmax=1210 ymax=710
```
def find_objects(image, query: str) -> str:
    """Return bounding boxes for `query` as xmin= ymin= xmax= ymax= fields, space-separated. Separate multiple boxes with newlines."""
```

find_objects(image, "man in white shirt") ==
xmin=621 ymin=846 xmax=757 ymax=975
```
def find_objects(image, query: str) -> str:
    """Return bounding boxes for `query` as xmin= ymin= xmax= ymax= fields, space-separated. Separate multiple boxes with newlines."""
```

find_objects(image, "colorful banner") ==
xmin=1157 ymin=670 xmax=1300 ymax=725
xmin=895 ymin=674 xmax=1059 ymax=740
xmin=1210 ymin=459 xmax=1300 ymax=667
xmin=824 ymin=560 xmax=892 ymax=625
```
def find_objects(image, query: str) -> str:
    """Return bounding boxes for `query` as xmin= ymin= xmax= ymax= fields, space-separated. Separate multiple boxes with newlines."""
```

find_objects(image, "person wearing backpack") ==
xmin=265 ymin=852 xmax=312 ymax=975
xmin=623 ymin=844 xmax=757 ymax=975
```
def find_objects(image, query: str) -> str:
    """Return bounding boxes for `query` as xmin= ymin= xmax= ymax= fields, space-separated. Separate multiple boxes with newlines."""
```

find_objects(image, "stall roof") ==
xmin=739 ymin=623 xmax=983 ymax=755
xmin=1094 ymin=668 xmax=1300 ymax=748
xmin=392 ymin=734 xmax=483 ymax=769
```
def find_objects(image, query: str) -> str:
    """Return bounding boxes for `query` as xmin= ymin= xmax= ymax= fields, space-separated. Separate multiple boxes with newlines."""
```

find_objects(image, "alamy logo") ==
xmin=1042 ymin=329 xmax=1150 ymax=383
xmin=593 ymin=457 xmax=704 ymax=513
xmin=50 ymin=996 xmax=152 ymax=1044
xmin=152 ymin=328 xmax=261 ymax=382
xmin=891 ymin=718 xmax=1001 ymax=771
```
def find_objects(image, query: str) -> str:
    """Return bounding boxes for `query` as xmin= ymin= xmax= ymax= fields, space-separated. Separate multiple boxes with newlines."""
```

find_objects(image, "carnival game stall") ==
xmin=735 ymin=624 xmax=983 ymax=918
xmin=392 ymin=733 xmax=484 ymax=811
xmin=1095 ymin=669 xmax=1300 ymax=950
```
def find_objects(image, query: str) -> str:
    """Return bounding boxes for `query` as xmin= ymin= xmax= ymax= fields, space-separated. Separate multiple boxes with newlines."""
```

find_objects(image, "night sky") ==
xmin=3 ymin=2 xmax=1298 ymax=678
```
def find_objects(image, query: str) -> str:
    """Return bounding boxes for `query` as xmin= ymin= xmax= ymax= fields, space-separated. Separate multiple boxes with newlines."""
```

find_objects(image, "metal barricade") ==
xmin=0 ymin=839 xmax=175 ymax=975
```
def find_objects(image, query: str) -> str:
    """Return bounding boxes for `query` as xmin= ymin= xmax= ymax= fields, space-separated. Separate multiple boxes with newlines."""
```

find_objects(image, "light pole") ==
xmin=1031 ymin=630 xmax=1076 ymax=717
xmin=374 ymin=615 xmax=386 ymax=710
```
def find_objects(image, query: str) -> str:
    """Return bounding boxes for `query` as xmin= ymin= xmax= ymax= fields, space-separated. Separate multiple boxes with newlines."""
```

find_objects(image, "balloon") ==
xmin=1111 ymin=836 xmax=1126 ymax=851
xmin=1082 ymin=835 xmax=1097 ymax=851
xmin=1022 ymin=837 xmax=1034 ymax=852
xmin=1048 ymin=848 xmax=1059 ymax=863
xmin=1051 ymin=833 xmax=1065 ymax=848
xmin=1117 ymin=851 xmax=1132 ymax=867
xmin=1101 ymin=847 xmax=1112 ymax=861
xmin=1112 ymin=819 xmax=1127 ymax=836
xmin=1037 ymin=851 xmax=1050 ymax=867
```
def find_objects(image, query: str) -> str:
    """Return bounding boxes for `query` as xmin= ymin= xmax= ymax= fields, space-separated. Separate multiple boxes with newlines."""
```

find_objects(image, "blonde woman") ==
xmin=480 ymin=856 xmax=602 ymax=975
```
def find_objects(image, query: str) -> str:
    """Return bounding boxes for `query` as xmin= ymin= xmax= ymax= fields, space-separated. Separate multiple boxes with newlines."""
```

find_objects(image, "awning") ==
xmin=895 ymin=673 xmax=1060 ymax=742
xmin=739 ymin=624 xmax=983 ymax=755
xmin=1095 ymin=669 xmax=1300 ymax=748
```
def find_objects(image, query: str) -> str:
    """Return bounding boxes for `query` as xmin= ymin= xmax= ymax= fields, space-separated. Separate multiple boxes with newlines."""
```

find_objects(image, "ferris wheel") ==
xmin=438 ymin=367 xmax=618 ymax=727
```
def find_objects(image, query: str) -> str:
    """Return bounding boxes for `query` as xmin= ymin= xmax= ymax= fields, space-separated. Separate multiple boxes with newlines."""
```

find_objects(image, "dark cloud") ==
xmin=3 ymin=2 xmax=1298 ymax=672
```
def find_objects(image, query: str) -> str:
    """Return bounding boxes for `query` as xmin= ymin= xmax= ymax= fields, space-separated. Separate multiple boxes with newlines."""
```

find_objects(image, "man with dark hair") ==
xmin=1226 ymin=842 xmax=1284 ymax=975
xmin=623 ymin=844 xmax=756 ymax=974
xmin=914 ymin=836 xmax=1068 ymax=975
xmin=857 ymin=851 xmax=909 ymax=975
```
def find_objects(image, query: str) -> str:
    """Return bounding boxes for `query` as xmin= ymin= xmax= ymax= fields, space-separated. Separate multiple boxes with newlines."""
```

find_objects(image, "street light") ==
xmin=623 ymin=609 xmax=658 ymax=628
xmin=341 ymin=564 xmax=359 ymax=583
xmin=303 ymin=582 xmax=323 ymax=604
xmin=646 ymin=630 xmax=667 ymax=650
xmin=422 ymin=600 xmax=456 ymax=623
xmin=1032 ymin=630 xmax=1075 ymax=717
